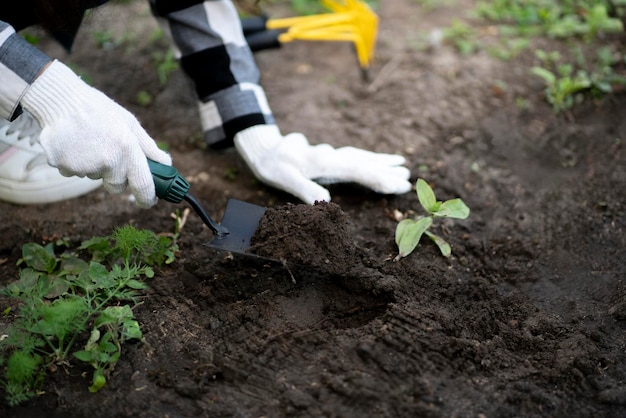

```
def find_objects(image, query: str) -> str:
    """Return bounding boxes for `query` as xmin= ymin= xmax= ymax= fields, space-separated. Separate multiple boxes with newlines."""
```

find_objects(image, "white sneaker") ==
xmin=0 ymin=111 xmax=102 ymax=205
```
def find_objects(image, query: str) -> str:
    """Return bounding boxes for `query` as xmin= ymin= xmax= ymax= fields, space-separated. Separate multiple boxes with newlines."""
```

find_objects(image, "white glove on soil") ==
xmin=234 ymin=125 xmax=412 ymax=204
xmin=21 ymin=60 xmax=172 ymax=208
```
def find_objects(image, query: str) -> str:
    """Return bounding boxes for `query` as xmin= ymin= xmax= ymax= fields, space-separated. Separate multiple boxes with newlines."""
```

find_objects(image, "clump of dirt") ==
xmin=251 ymin=201 xmax=364 ymax=275
xmin=249 ymin=201 xmax=396 ymax=304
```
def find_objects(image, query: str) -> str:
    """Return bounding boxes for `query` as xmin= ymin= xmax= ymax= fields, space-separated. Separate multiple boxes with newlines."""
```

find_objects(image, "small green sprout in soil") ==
xmin=531 ymin=47 xmax=626 ymax=112
xmin=0 ymin=223 xmax=180 ymax=406
xmin=394 ymin=178 xmax=470 ymax=261
xmin=152 ymin=49 xmax=179 ymax=85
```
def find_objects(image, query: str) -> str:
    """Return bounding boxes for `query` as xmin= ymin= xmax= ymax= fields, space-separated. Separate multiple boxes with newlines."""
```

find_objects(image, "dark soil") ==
xmin=1 ymin=1 xmax=625 ymax=417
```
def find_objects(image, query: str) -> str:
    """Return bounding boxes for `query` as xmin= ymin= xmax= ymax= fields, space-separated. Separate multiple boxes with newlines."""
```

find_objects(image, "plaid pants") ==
xmin=0 ymin=0 xmax=274 ymax=146
xmin=151 ymin=0 xmax=275 ymax=148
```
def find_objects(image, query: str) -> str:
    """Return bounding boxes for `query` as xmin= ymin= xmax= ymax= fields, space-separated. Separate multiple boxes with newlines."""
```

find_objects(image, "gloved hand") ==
xmin=235 ymin=125 xmax=412 ymax=204
xmin=21 ymin=60 xmax=171 ymax=208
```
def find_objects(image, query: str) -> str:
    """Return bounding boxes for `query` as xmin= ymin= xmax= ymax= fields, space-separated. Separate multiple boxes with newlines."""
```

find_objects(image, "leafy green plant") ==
xmin=0 ymin=225 xmax=179 ymax=405
xmin=443 ymin=19 xmax=478 ymax=55
xmin=394 ymin=179 xmax=470 ymax=261
xmin=530 ymin=64 xmax=591 ymax=111
xmin=531 ymin=47 xmax=626 ymax=111
xmin=73 ymin=305 xmax=143 ymax=393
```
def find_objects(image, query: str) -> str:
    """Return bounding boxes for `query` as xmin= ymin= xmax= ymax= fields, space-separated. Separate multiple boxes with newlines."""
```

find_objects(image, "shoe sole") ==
xmin=0 ymin=176 xmax=102 ymax=205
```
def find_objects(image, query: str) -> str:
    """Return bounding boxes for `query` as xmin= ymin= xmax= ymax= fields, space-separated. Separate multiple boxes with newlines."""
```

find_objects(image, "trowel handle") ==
xmin=148 ymin=159 xmax=190 ymax=204
xmin=148 ymin=159 xmax=229 ymax=238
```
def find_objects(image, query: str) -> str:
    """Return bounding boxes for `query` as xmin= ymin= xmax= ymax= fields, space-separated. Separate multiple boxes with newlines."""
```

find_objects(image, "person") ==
xmin=0 ymin=0 xmax=412 ymax=207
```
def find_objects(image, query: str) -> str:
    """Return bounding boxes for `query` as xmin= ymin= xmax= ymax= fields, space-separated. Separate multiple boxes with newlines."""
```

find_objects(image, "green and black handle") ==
xmin=148 ymin=159 xmax=229 ymax=238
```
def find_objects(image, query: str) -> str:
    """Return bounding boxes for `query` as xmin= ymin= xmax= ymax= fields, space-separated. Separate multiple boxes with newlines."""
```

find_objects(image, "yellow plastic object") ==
xmin=265 ymin=0 xmax=378 ymax=70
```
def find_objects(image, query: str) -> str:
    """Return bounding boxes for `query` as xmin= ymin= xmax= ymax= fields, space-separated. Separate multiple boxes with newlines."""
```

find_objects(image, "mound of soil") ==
xmin=252 ymin=202 xmax=363 ymax=271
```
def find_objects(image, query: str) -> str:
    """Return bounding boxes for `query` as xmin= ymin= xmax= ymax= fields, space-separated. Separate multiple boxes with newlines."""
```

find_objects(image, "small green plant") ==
xmin=21 ymin=31 xmax=41 ymax=46
xmin=443 ymin=19 xmax=478 ymax=55
xmin=394 ymin=179 xmax=470 ymax=261
xmin=92 ymin=30 xmax=119 ymax=49
xmin=136 ymin=90 xmax=153 ymax=107
xmin=224 ymin=167 xmax=239 ymax=181
xmin=530 ymin=64 xmax=591 ymax=111
xmin=153 ymin=49 xmax=179 ymax=85
xmin=0 ymin=224 xmax=179 ymax=405
xmin=531 ymin=47 xmax=626 ymax=111
xmin=73 ymin=305 xmax=143 ymax=393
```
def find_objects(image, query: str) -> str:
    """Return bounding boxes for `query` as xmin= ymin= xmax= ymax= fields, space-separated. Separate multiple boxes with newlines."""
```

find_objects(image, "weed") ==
xmin=21 ymin=31 xmax=41 ymax=46
xmin=152 ymin=49 xmax=179 ymax=85
xmin=136 ymin=90 xmax=153 ymax=107
xmin=92 ymin=30 xmax=119 ymax=49
xmin=394 ymin=179 xmax=469 ymax=260
xmin=443 ymin=19 xmax=477 ymax=55
xmin=0 ymin=225 xmax=179 ymax=405
xmin=531 ymin=47 xmax=626 ymax=111
xmin=224 ymin=167 xmax=239 ymax=181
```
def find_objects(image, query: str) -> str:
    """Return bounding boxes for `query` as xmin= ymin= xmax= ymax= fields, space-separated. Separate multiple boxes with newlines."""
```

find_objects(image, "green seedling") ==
xmin=0 ymin=224 xmax=179 ymax=406
xmin=531 ymin=46 xmax=626 ymax=111
xmin=531 ymin=64 xmax=591 ymax=111
xmin=443 ymin=19 xmax=477 ymax=55
xmin=136 ymin=90 xmax=153 ymax=107
xmin=394 ymin=178 xmax=470 ymax=261
xmin=92 ymin=30 xmax=119 ymax=49
xmin=152 ymin=49 xmax=179 ymax=85
xmin=21 ymin=31 xmax=40 ymax=46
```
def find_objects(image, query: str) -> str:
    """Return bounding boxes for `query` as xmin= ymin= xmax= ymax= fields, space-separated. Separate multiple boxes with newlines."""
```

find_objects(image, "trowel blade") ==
xmin=207 ymin=199 xmax=266 ymax=256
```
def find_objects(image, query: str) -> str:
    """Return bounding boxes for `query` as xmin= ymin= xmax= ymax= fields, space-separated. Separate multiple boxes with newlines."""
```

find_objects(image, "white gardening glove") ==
xmin=20 ymin=60 xmax=172 ymax=208
xmin=234 ymin=125 xmax=412 ymax=204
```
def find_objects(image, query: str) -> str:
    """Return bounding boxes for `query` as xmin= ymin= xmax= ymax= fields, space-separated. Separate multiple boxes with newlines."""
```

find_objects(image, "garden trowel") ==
xmin=149 ymin=159 xmax=266 ymax=256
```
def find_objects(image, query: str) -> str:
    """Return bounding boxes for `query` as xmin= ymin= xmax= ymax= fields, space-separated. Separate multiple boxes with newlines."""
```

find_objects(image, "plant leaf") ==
xmin=125 ymin=279 xmax=148 ymax=290
xmin=416 ymin=179 xmax=440 ymax=214
xmin=425 ymin=231 xmax=452 ymax=257
xmin=44 ymin=279 xmax=70 ymax=299
xmin=21 ymin=243 xmax=57 ymax=274
xmin=6 ymin=351 xmax=41 ymax=384
xmin=89 ymin=370 xmax=107 ymax=393
xmin=95 ymin=306 xmax=129 ymax=327
xmin=531 ymin=66 xmax=556 ymax=84
xmin=73 ymin=350 xmax=93 ymax=363
xmin=59 ymin=257 xmax=89 ymax=275
xmin=395 ymin=217 xmax=433 ymax=260
xmin=121 ymin=318 xmax=143 ymax=341
xmin=433 ymin=198 xmax=470 ymax=219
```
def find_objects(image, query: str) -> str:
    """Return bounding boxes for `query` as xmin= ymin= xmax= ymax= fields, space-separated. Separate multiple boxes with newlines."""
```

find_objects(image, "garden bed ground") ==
xmin=1 ymin=1 xmax=625 ymax=417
